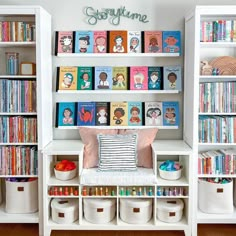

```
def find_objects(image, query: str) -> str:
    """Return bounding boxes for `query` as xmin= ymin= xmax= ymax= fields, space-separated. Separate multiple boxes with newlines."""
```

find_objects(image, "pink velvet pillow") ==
xmin=79 ymin=127 xmax=118 ymax=168
xmin=118 ymin=128 xmax=158 ymax=168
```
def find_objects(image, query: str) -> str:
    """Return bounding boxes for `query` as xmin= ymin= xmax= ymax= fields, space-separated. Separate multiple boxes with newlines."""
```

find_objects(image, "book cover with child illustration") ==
xmin=128 ymin=102 xmax=143 ymax=126
xmin=162 ymin=101 xmax=179 ymax=126
xmin=112 ymin=67 xmax=128 ymax=90
xmin=74 ymin=31 xmax=94 ymax=53
xmin=77 ymin=102 xmax=95 ymax=126
xmin=145 ymin=101 xmax=163 ymax=126
xmin=130 ymin=66 xmax=148 ymax=90
xmin=162 ymin=31 xmax=181 ymax=54
xmin=108 ymin=31 xmax=127 ymax=53
xmin=77 ymin=67 xmax=93 ymax=90
xmin=95 ymin=102 xmax=109 ymax=126
xmin=144 ymin=31 xmax=162 ymax=53
xmin=148 ymin=66 xmax=162 ymax=90
xmin=163 ymin=66 xmax=182 ymax=91
xmin=55 ymin=31 xmax=74 ymax=55
xmin=94 ymin=31 xmax=107 ymax=53
xmin=110 ymin=102 xmax=128 ymax=126
xmin=56 ymin=102 xmax=76 ymax=127
xmin=95 ymin=66 xmax=112 ymax=90
xmin=128 ymin=31 xmax=142 ymax=53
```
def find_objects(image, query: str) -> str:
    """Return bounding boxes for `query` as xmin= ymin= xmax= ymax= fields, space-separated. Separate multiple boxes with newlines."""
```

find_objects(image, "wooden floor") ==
xmin=0 ymin=224 xmax=236 ymax=236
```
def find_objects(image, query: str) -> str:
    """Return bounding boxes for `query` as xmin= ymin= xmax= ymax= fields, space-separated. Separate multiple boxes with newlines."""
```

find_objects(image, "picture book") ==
xmin=56 ymin=102 xmax=76 ymax=127
xmin=128 ymin=102 xmax=143 ymax=126
xmin=94 ymin=31 xmax=107 ymax=53
xmin=148 ymin=66 xmax=162 ymax=90
xmin=77 ymin=102 xmax=95 ymax=126
xmin=77 ymin=66 xmax=93 ymax=90
xmin=55 ymin=31 xmax=74 ymax=55
xmin=110 ymin=102 xmax=128 ymax=126
xmin=130 ymin=66 xmax=148 ymax=90
xmin=127 ymin=31 xmax=142 ymax=53
xmin=112 ymin=67 xmax=128 ymax=90
xmin=145 ymin=101 xmax=163 ymax=126
xmin=94 ymin=66 xmax=112 ymax=90
xmin=162 ymin=101 xmax=179 ymax=126
xmin=108 ymin=31 xmax=127 ymax=53
xmin=163 ymin=66 xmax=182 ymax=91
xmin=162 ymin=31 xmax=181 ymax=54
xmin=74 ymin=31 xmax=93 ymax=53
xmin=57 ymin=66 xmax=78 ymax=91
xmin=144 ymin=31 xmax=162 ymax=53
xmin=95 ymin=102 xmax=109 ymax=126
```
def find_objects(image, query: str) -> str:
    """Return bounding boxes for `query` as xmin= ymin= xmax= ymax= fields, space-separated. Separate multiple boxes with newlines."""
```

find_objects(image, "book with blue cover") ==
xmin=148 ymin=66 xmax=162 ymax=90
xmin=95 ymin=66 xmax=112 ymax=90
xmin=163 ymin=66 xmax=182 ymax=91
xmin=162 ymin=31 xmax=181 ymax=54
xmin=162 ymin=101 xmax=179 ymax=126
xmin=77 ymin=102 xmax=96 ymax=126
xmin=128 ymin=102 xmax=142 ymax=126
xmin=56 ymin=102 xmax=76 ymax=127
xmin=74 ymin=31 xmax=94 ymax=53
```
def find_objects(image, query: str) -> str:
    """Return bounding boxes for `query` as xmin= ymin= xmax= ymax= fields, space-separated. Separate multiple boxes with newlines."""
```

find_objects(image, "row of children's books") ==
xmin=199 ymin=115 xmax=236 ymax=143
xmin=57 ymin=66 xmax=182 ymax=91
xmin=0 ymin=146 xmax=38 ymax=175
xmin=0 ymin=79 xmax=36 ymax=113
xmin=198 ymin=149 xmax=236 ymax=175
xmin=0 ymin=21 xmax=36 ymax=42
xmin=55 ymin=30 xmax=181 ymax=54
xmin=200 ymin=20 xmax=236 ymax=42
xmin=199 ymin=82 xmax=236 ymax=113
xmin=0 ymin=116 xmax=37 ymax=143
xmin=56 ymin=101 xmax=179 ymax=127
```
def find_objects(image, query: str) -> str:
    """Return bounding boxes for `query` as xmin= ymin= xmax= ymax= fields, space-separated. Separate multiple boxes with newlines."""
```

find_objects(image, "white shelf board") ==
xmin=0 ymin=204 xmax=38 ymax=223
xmin=118 ymin=196 xmax=155 ymax=198
xmin=43 ymin=140 xmax=84 ymax=155
xmin=48 ymin=195 xmax=79 ymax=198
xmin=0 ymin=175 xmax=37 ymax=178
xmin=156 ymin=196 xmax=189 ymax=198
xmin=199 ymin=75 xmax=236 ymax=83
xmin=48 ymin=175 xmax=79 ymax=186
xmin=199 ymin=112 xmax=236 ymax=115
xmin=198 ymin=143 xmax=236 ymax=146
xmin=57 ymin=53 xmax=180 ymax=58
xmin=82 ymin=196 xmax=118 ymax=199
xmin=198 ymin=174 xmax=236 ymax=178
xmin=82 ymin=217 xmax=117 ymax=227
xmin=47 ymin=219 xmax=79 ymax=230
xmin=0 ymin=75 xmax=36 ymax=78
xmin=200 ymin=42 xmax=236 ymax=48
xmin=118 ymin=218 xmax=156 ymax=229
xmin=197 ymin=208 xmax=236 ymax=224
xmin=156 ymin=175 xmax=189 ymax=186
xmin=57 ymin=126 xmax=179 ymax=130
xmin=0 ymin=41 xmax=36 ymax=47
xmin=0 ymin=112 xmax=37 ymax=115
xmin=152 ymin=140 xmax=192 ymax=155
xmin=57 ymin=90 xmax=180 ymax=94
xmin=155 ymin=216 xmax=188 ymax=230
xmin=0 ymin=142 xmax=38 ymax=145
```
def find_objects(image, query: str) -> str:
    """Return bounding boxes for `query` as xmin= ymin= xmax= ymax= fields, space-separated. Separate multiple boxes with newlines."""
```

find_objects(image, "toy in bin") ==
xmin=54 ymin=160 xmax=77 ymax=181
xmin=159 ymin=160 xmax=182 ymax=180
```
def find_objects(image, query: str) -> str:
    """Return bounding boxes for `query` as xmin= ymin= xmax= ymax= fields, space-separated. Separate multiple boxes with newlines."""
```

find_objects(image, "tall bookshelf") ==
xmin=184 ymin=5 xmax=236 ymax=236
xmin=0 ymin=5 xmax=52 ymax=232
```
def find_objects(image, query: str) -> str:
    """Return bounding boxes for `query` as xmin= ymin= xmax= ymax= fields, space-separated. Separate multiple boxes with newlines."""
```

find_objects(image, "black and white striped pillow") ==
xmin=97 ymin=134 xmax=138 ymax=171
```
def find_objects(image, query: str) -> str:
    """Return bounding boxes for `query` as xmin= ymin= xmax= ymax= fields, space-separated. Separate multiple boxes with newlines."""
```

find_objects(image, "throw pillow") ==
xmin=118 ymin=128 xmax=158 ymax=168
xmin=79 ymin=127 xmax=118 ymax=168
xmin=97 ymin=134 xmax=138 ymax=171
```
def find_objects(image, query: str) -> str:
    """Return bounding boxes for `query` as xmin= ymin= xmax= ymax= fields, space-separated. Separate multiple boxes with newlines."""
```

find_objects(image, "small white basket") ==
xmin=51 ymin=198 xmax=78 ymax=224
xmin=159 ymin=166 xmax=182 ymax=180
xmin=54 ymin=168 xmax=76 ymax=181
xmin=5 ymin=179 xmax=38 ymax=213
xmin=120 ymin=198 xmax=152 ymax=224
xmin=156 ymin=198 xmax=184 ymax=223
xmin=83 ymin=198 xmax=116 ymax=224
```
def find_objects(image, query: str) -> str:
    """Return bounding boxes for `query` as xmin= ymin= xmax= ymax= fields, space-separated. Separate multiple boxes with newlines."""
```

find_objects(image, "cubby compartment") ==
xmin=118 ymin=185 xmax=155 ymax=197
xmin=81 ymin=185 xmax=117 ymax=197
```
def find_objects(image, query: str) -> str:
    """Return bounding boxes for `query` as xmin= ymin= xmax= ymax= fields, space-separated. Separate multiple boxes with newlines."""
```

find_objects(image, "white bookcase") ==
xmin=0 ymin=5 xmax=52 ymax=231
xmin=42 ymin=139 xmax=192 ymax=236
xmin=184 ymin=5 xmax=236 ymax=236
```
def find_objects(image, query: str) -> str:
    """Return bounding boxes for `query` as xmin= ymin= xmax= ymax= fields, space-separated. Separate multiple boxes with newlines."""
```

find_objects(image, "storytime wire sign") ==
xmin=84 ymin=6 xmax=149 ymax=25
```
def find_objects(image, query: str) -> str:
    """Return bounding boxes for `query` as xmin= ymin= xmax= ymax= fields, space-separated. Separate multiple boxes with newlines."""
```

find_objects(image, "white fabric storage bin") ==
xmin=156 ymin=199 xmax=184 ymax=223
xmin=120 ymin=198 xmax=152 ymax=224
xmin=51 ymin=198 xmax=78 ymax=224
xmin=198 ymin=179 xmax=233 ymax=214
xmin=5 ymin=179 xmax=38 ymax=213
xmin=83 ymin=198 xmax=116 ymax=224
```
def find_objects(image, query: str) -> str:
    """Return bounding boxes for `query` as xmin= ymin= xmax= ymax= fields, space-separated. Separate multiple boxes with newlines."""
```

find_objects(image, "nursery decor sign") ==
xmin=84 ymin=6 xmax=149 ymax=25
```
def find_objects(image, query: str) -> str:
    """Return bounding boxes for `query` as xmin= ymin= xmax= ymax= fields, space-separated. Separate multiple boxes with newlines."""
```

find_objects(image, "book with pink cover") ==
xmin=130 ymin=66 xmax=148 ymax=90
xmin=55 ymin=31 xmax=74 ymax=54
xmin=144 ymin=31 xmax=162 ymax=53
xmin=94 ymin=31 xmax=107 ymax=53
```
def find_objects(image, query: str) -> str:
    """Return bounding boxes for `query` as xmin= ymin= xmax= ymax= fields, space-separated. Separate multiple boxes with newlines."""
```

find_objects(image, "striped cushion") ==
xmin=97 ymin=134 xmax=138 ymax=171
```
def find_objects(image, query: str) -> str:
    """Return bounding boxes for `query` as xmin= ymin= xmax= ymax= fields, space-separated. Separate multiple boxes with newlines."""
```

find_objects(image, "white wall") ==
xmin=0 ymin=0 xmax=235 ymax=140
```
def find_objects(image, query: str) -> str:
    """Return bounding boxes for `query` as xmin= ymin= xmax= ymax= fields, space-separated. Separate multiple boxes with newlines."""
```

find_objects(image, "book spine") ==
xmin=55 ymin=31 xmax=59 ymax=55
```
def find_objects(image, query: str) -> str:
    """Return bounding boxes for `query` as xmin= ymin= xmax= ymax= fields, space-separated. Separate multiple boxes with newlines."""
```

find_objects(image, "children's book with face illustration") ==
xmin=130 ymin=66 xmax=148 ymax=90
xmin=112 ymin=67 xmax=128 ymax=90
xmin=94 ymin=66 xmax=112 ymax=90
xmin=148 ymin=66 xmax=162 ymax=90
xmin=144 ymin=31 xmax=162 ymax=53
xmin=128 ymin=31 xmax=142 ymax=53
xmin=109 ymin=31 xmax=127 ymax=53
xmin=94 ymin=31 xmax=107 ymax=53
xmin=77 ymin=102 xmax=95 ymax=126
xmin=162 ymin=31 xmax=181 ymax=54
xmin=77 ymin=67 xmax=93 ymax=90
xmin=95 ymin=102 xmax=109 ymax=126
xmin=57 ymin=66 xmax=78 ymax=91
xmin=56 ymin=102 xmax=76 ymax=127
xmin=110 ymin=102 xmax=128 ymax=126
xmin=162 ymin=101 xmax=179 ymax=126
xmin=163 ymin=66 xmax=182 ymax=91
xmin=74 ymin=31 xmax=94 ymax=53
xmin=55 ymin=31 xmax=74 ymax=54
xmin=128 ymin=102 xmax=143 ymax=126
xmin=145 ymin=101 xmax=163 ymax=126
